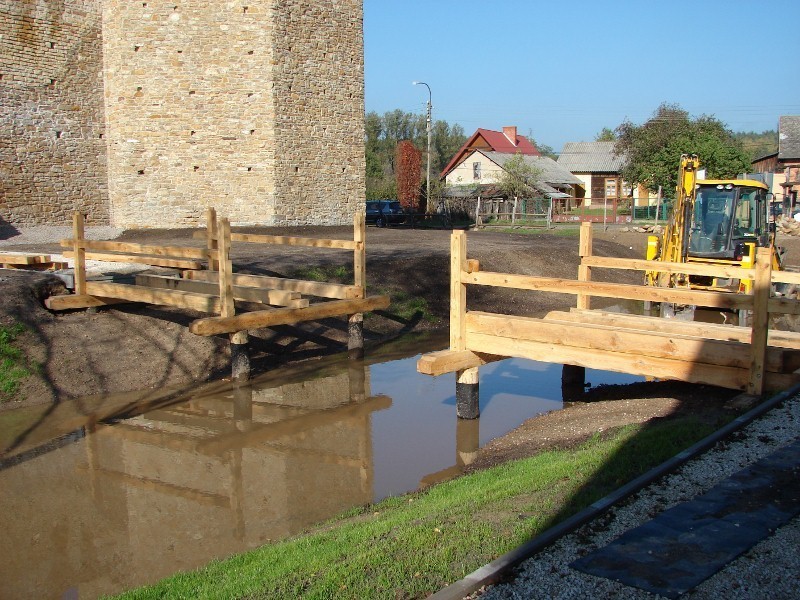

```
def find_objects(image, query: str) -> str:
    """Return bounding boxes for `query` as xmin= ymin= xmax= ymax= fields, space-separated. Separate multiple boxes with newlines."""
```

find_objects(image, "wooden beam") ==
xmin=185 ymin=270 xmax=362 ymax=299
xmin=206 ymin=207 xmax=219 ymax=271
xmin=218 ymin=218 xmax=235 ymax=318
xmin=451 ymin=230 xmax=467 ymax=351
xmin=768 ymin=296 xmax=800 ymax=316
xmin=550 ymin=309 xmax=750 ymax=341
xmin=583 ymin=255 xmax=756 ymax=280
xmin=771 ymin=270 xmax=800 ymax=285
xmin=555 ymin=308 xmax=800 ymax=351
xmin=60 ymin=239 xmax=210 ymax=260
xmin=465 ymin=271 xmax=753 ymax=310
xmin=354 ymin=211 xmax=366 ymax=291
xmin=45 ymin=294 xmax=129 ymax=310
xmin=467 ymin=311 xmax=790 ymax=373
xmin=188 ymin=295 xmax=390 ymax=336
xmin=577 ymin=222 xmax=593 ymax=309
xmin=85 ymin=281 xmax=222 ymax=312
xmin=134 ymin=274 xmax=308 ymax=308
xmin=464 ymin=332 xmax=750 ymax=390
xmin=748 ymin=247 xmax=771 ymax=395
xmin=62 ymin=250 xmax=204 ymax=270
xmin=416 ymin=349 xmax=503 ymax=376
xmin=73 ymin=212 xmax=86 ymax=295
xmin=0 ymin=253 xmax=52 ymax=265
xmin=228 ymin=232 xmax=357 ymax=250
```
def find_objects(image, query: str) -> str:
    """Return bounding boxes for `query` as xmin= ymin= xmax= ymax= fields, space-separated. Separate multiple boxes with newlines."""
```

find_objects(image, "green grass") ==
xmin=291 ymin=264 xmax=350 ymax=283
xmin=0 ymin=323 xmax=31 ymax=400
xmin=111 ymin=417 xmax=722 ymax=600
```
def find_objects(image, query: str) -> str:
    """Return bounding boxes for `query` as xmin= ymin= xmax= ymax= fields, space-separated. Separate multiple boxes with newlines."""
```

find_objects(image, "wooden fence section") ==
xmin=418 ymin=223 xmax=800 ymax=396
xmin=46 ymin=210 xmax=390 ymax=344
xmin=185 ymin=208 xmax=388 ymax=337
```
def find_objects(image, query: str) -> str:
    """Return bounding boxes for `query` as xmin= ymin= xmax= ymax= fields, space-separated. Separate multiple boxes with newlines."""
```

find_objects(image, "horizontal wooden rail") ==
xmin=85 ymin=281 xmax=221 ymax=312
xmin=583 ymin=255 xmax=756 ymax=280
xmin=465 ymin=330 xmax=751 ymax=390
xmin=468 ymin=311 xmax=796 ymax=373
xmin=552 ymin=308 xmax=800 ymax=351
xmin=189 ymin=295 xmax=390 ymax=336
xmin=61 ymin=239 xmax=212 ymax=260
xmin=62 ymin=251 xmax=204 ymax=270
xmin=185 ymin=270 xmax=362 ymax=300
xmin=135 ymin=274 xmax=308 ymax=308
xmin=465 ymin=271 xmax=753 ymax=310
xmin=194 ymin=230 xmax=358 ymax=250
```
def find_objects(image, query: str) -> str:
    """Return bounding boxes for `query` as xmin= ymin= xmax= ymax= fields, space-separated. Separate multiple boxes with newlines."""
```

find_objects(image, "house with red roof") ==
xmin=440 ymin=126 xmax=540 ymax=179
xmin=441 ymin=126 xmax=580 ymax=199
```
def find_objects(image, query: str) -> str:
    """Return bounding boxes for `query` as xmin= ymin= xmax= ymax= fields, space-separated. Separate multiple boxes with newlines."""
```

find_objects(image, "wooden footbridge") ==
xmin=45 ymin=209 xmax=389 ymax=375
xmin=418 ymin=223 xmax=800 ymax=416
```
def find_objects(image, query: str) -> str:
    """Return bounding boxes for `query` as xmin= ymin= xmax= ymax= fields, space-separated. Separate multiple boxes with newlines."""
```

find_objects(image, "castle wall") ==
xmin=102 ymin=0 xmax=365 ymax=228
xmin=271 ymin=1 xmax=365 ymax=225
xmin=0 ymin=0 xmax=109 ymax=226
xmin=2 ymin=0 xmax=365 ymax=229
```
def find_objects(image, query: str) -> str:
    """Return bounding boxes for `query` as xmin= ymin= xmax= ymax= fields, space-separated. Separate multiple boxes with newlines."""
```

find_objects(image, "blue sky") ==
xmin=364 ymin=0 xmax=800 ymax=153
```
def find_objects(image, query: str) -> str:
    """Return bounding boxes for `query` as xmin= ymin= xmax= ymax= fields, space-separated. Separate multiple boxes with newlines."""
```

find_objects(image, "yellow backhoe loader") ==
xmin=645 ymin=154 xmax=783 ymax=319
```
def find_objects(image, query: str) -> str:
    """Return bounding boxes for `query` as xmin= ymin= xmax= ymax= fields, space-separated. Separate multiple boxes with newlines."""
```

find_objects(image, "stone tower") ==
xmin=1 ymin=0 xmax=365 ymax=228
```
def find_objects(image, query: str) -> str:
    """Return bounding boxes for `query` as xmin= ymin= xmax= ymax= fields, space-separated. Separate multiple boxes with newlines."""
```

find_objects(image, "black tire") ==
xmin=376 ymin=216 xmax=385 ymax=228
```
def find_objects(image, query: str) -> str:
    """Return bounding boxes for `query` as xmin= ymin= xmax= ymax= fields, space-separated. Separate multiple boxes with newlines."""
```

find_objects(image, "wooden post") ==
xmin=73 ymin=212 xmax=86 ymax=295
xmin=577 ymin=221 xmax=593 ymax=309
xmin=349 ymin=211 xmax=366 ymax=359
xmin=205 ymin=206 xmax=219 ymax=272
xmin=451 ymin=230 xmax=479 ymax=418
xmin=218 ymin=218 xmax=249 ymax=380
xmin=748 ymin=247 xmax=772 ymax=395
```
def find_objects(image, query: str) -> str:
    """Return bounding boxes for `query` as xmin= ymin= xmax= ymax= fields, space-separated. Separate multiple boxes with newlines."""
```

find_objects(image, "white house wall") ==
xmin=445 ymin=151 xmax=504 ymax=186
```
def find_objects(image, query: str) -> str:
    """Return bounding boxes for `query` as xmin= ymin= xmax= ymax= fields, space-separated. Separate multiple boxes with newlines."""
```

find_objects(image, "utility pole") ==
xmin=412 ymin=81 xmax=432 ymax=212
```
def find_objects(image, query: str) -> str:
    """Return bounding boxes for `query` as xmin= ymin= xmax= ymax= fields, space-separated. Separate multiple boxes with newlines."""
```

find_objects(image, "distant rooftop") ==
xmin=557 ymin=141 xmax=625 ymax=172
xmin=779 ymin=116 xmax=800 ymax=161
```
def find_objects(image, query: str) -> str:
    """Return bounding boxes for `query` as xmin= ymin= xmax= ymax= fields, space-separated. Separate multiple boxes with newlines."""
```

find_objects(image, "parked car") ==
xmin=365 ymin=200 xmax=406 ymax=227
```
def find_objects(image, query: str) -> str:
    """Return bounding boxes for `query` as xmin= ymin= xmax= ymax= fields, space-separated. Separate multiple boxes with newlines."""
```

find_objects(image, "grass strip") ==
xmin=111 ymin=417 xmax=720 ymax=599
xmin=0 ymin=323 xmax=31 ymax=400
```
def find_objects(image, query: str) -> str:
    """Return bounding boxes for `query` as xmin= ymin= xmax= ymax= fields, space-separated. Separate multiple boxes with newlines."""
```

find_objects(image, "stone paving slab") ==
xmin=570 ymin=437 xmax=800 ymax=598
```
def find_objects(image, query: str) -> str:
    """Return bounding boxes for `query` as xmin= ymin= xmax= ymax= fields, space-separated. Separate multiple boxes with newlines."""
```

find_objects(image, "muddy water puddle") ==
xmin=0 ymin=332 xmax=641 ymax=599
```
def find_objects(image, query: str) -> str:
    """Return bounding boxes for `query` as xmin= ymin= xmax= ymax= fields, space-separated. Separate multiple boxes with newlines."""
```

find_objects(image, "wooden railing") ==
xmin=48 ymin=210 xmax=389 ymax=367
xmin=418 ymin=223 xmax=800 ymax=396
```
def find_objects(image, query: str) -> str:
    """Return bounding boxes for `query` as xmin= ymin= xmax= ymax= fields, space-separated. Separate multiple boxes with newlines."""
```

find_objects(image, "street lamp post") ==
xmin=412 ymin=81 xmax=432 ymax=212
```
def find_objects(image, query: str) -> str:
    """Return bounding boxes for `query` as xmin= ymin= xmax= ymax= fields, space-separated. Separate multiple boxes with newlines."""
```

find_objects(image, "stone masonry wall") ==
xmin=103 ymin=0 xmax=365 ymax=228
xmin=0 ymin=0 xmax=109 ymax=226
xmin=271 ymin=0 xmax=365 ymax=225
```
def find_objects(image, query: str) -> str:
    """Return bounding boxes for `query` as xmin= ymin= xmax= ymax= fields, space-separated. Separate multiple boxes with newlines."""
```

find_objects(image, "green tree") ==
xmin=614 ymin=103 xmax=750 ymax=195
xmin=732 ymin=130 xmax=778 ymax=160
xmin=595 ymin=127 xmax=616 ymax=142
xmin=364 ymin=110 xmax=467 ymax=199
xmin=496 ymin=153 xmax=541 ymax=199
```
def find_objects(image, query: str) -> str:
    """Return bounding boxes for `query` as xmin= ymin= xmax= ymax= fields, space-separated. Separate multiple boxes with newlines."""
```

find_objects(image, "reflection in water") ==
xmin=0 ymin=333 xmax=641 ymax=599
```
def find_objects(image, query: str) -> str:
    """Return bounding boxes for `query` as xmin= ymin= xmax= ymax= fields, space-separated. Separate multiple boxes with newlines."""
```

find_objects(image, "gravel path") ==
xmin=470 ymin=391 xmax=800 ymax=600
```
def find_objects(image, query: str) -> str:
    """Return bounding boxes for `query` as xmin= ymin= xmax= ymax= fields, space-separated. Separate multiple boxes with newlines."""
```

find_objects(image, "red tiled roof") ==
xmin=440 ymin=127 xmax=540 ymax=178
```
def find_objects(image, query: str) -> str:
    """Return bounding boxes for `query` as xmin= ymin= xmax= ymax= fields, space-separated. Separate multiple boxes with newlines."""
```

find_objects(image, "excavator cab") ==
xmin=687 ymin=181 xmax=769 ymax=260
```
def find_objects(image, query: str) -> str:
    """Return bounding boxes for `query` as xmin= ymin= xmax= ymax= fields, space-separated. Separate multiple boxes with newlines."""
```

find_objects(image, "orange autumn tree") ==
xmin=395 ymin=140 xmax=422 ymax=211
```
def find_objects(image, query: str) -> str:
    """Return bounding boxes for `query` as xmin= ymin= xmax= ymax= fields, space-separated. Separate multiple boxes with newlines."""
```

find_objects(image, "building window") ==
xmin=473 ymin=162 xmax=481 ymax=180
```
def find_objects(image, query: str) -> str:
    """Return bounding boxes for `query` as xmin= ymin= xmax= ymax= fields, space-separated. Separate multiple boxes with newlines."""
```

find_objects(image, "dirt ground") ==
xmin=2 ymin=223 xmax=799 ymax=464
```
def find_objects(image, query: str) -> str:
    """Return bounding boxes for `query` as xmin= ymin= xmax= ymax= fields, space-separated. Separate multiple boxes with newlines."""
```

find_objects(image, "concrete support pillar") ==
xmin=456 ymin=416 xmax=480 ymax=467
xmin=456 ymin=366 xmax=480 ymax=419
xmin=348 ymin=312 xmax=364 ymax=359
xmin=561 ymin=364 xmax=586 ymax=402
xmin=230 ymin=330 xmax=250 ymax=381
